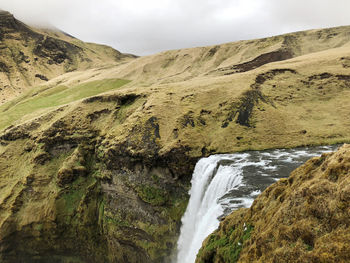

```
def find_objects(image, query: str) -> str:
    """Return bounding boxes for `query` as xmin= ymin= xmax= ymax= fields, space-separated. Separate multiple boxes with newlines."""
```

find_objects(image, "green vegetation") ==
xmin=0 ymin=78 xmax=130 ymax=131
xmin=196 ymin=223 xmax=254 ymax=263
xmin=136 ymin=185 xmax=168 ymax=206
xmin=168 ymin=198 xmax=188 ymax=221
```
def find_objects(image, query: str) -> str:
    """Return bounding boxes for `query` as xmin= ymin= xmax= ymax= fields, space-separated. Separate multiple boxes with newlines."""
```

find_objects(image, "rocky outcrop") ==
xmin=196 ymin=144 xmax=350 ymax=263
xmin=0 ymin=92 xmax=195 ymax=263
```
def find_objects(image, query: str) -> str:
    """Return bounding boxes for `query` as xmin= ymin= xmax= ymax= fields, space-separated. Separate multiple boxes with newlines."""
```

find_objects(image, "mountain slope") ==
xmin=0 ymin=10 xmax=134 ymax=103
xmin=93 ymin=25 xmax=350 ymax=85
xmin=3 ymin=33 xmax=349 ymax=154
xmin=0 ymin=16 xmax=349 ymax=262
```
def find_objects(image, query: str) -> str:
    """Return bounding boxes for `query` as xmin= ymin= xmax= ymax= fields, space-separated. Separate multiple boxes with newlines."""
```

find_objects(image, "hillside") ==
xmin=196 ymin=144 xmax=350 ymax=263
xmin=1 ymin=25 xmax=350 ymax=154
xmin=0 ymin=14 xmax=350 ymax=262
xmin=0 ymin=10 xmax=134 ymax=103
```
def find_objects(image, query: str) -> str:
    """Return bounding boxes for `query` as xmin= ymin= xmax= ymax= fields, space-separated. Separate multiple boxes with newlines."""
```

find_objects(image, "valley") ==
xmin=0 ymin=10 xmax=349 ymax=263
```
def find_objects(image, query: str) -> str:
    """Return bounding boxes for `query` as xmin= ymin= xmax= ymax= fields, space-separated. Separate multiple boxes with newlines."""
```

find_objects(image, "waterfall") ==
xmin=176 ymin=155 xmax=244 ymax=263
xmin=175 ymin=145 xmax=337 ymax=263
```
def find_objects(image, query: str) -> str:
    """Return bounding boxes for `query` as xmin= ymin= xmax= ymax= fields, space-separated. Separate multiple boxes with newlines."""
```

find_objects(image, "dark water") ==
xmin=217 ymin=144 xmax=340 ymax=215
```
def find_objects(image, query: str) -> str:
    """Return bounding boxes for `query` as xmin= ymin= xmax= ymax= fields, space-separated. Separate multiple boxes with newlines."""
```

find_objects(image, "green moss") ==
xmin=168 ymin=198 xmax=188 ymax=221
xmin=113 ymin=96 xmax=145 ymax=126
xmin=55 ymin=173 xmax=97 ymax=220
xmin=151 ymin=174 xmax=160 ymax=184
xmin=135 ymin=221 xmax=177 ymax=261
xmin=33 ymin=223 xmax=44 ymax=231
xmin=196 ymin=224 xmax=254 ymax=263
xmin=104 ymin=214 xmax=131 ymax=227
xmin=305 ymin=244 xmax=314 ymax=251
xmin=92 ymin=170 xmax=111 ymax=181
xmin=136 ymin=185 xmax=168 ymax=206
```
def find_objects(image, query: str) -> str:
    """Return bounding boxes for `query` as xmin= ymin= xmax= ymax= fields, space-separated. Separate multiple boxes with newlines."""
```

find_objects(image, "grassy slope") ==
xmin=0 ymin=79 xmax=130 ymax=130
xmin=0 ymin=11 xmax=134 ymax=103
xmin=89 ymin=45 xmax=350 ymax=156
xmin=0 ymin=26 xmax=350 ymax=155
xmin=16 ymin=25 xmax=348 ymax=155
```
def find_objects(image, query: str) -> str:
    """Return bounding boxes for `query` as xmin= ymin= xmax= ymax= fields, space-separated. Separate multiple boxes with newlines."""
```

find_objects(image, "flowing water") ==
xmin=176 ymin=145 xmax=339 ymax=263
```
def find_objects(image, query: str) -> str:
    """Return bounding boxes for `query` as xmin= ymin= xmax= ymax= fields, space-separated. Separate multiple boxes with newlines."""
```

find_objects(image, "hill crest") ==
xmin=0 ymin=10 xmax=134 ymax=103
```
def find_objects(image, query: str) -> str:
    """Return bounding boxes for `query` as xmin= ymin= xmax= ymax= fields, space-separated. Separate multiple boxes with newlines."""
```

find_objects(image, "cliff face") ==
xmin=196 ymin=144 xmax=350 ymax=263
xmin=0 ymin=91 xmax=193 ymax=262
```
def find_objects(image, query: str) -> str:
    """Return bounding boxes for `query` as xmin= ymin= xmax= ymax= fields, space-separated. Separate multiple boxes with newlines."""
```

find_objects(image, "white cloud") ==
xmin=1 ymin=0 xmax=349 ymax=55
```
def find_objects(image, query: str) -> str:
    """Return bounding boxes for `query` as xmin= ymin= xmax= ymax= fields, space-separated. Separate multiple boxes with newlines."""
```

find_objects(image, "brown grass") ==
xmin=197 ymin=144 xmax=350 ymax=263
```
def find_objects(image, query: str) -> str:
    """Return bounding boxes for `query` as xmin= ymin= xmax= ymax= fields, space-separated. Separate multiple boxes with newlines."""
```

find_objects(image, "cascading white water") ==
xmin=175 ymin=145 xmax=337 ymax=263
xmin=176 ymin=155 xmax=244 ymax=263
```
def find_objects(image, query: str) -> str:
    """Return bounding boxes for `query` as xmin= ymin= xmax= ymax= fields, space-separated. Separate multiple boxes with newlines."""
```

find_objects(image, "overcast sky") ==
xmin=1 ymin=0 xmax=350 ymax=55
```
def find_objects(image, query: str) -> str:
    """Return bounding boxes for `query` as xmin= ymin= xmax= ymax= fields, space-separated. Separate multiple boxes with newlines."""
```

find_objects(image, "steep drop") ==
xmin=176 ymin=145 xmax=338 ymax=263
xmin=197 ymin=143 xmax=350 ymax=263
xmin=176 ymin=156 xmax=244 ymax=263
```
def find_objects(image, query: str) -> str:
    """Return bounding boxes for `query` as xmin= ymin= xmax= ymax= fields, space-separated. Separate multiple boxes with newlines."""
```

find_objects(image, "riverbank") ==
xmin=177 ymin=144 xmax=339 ymax=263
xmin=196 ymin=144 xmax=350 ymax=263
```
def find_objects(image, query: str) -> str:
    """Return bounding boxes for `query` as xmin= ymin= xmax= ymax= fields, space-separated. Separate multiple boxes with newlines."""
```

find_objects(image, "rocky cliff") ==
xmin=0 ymin=91 xmax=194 ymax=262
xmin=196 ymin=144 xmax=350 ymax=263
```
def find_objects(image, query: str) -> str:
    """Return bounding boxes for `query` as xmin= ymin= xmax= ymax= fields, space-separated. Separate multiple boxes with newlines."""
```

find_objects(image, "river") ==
xmin=175 ymin=144 xmax=339 ymax=263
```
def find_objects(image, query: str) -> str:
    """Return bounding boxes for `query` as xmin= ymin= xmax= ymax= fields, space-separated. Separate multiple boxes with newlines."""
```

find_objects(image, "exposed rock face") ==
xmin=0 ymin=11 xmax=18 ymax=29
xmin=0 ymin=93 xmax=195 ymax=263
xmin=196 ymin=144 xmax=350 ymax=263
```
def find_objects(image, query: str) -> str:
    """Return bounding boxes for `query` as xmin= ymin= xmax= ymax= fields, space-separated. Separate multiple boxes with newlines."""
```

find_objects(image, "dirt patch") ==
xmin=222 ymin=89 xmax=271 ymax=128
xmin=253 ymin=68 xmax=297 ymax=87
xmin=340 ymin=56 xmax=350 ymax=68
xmin=206 ymin=46 xmax=220 ymax=58
xmin=35 ymin=74 xmax=49 ymax=81
xmin=33 ymin=36 xmax=81 ymax=64
xmin=217 ymin=49 xmax=294 ymax=75
xmin=87 ymin=109 xmax=112 ymax=122
xmin=0 ymin=61 xmax=9 ymax=73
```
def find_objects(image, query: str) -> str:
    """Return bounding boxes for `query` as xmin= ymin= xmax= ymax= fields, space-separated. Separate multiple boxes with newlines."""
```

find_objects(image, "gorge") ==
xmin=0 ymin=10 xmax=349 ymax=263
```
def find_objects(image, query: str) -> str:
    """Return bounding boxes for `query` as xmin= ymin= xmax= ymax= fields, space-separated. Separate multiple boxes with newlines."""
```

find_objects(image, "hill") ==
xmin=0 ymin=10 xmax=134 ymax=103
xmin=0 ymin=13 xmax=349 ymax=262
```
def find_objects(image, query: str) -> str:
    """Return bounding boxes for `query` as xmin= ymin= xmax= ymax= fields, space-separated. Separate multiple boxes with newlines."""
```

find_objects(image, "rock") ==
xmin=35 ymin=74 xmax=49 ymax=81
xmin=57 ymin=167 xmax=75 ymax=186
xmin=33 ymin=152 xmax=51 ymax=165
